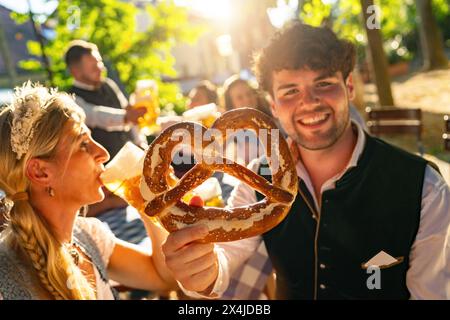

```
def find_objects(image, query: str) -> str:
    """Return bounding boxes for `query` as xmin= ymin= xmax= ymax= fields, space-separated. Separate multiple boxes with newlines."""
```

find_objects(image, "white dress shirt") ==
xmin=72 ymin=79 xmax=146 ymax=147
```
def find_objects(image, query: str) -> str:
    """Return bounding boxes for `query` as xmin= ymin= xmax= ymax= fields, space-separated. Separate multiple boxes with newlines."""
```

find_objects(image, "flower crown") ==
xmin=9 ymin=82 xmax=55 ymax=160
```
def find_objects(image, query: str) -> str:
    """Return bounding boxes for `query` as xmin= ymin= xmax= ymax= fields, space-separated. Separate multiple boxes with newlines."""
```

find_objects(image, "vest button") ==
xmin=320 ymin=263 xmax=326 ymax=269
xmin=320 ymin=284 xmax=326 ymax=290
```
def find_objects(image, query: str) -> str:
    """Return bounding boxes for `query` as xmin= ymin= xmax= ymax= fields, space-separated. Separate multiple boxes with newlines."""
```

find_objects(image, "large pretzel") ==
xmin=141 ymin=108 xmax=298 ymax=242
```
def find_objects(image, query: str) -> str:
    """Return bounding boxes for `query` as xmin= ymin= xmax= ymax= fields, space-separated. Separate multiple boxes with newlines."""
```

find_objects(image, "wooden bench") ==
xmin=444 ymin=115 xmax=450 ymax=151
xmin=365 ymin=107 xmax=424 ymax=155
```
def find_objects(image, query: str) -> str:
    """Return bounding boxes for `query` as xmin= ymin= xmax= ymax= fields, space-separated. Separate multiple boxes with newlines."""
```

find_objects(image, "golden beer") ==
xmin=205 ymin=195 xmax=224 ymax=208
xmin=181 ymin=191 xmax=224 ymax=208
xmin=133 ymin=80 xmax=161 ymax=135
xmin=105 ymin=173 xmax=224 ymax=215
xmin=201 ymin=115 xmax=218 ymax=128
xmin=104 ymin=176 xmax=146 ymax=213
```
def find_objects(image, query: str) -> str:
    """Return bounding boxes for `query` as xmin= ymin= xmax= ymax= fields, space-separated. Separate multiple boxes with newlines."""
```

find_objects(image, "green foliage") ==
xmin=300 ymin=0 xmax=332 ymax=26
xmin=299 ymin=0 xmax=450 ymax=65
xmin=9 ymin=12 xmax=27 ymax=24
xmin=11 ymin=0 xmax=203 ymax=112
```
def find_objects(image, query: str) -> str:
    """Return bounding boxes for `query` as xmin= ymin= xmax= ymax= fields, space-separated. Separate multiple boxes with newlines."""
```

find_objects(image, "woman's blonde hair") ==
xmin=0 ymin=82 xmax=96 ymax=299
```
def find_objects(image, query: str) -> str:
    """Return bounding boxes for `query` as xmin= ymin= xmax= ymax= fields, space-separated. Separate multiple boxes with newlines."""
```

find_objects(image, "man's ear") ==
xmin=25 ymin=159 xmax=54 ymax=187
xmin=269 ymin=98 xmax=278 ymax=118
xmin=69 ymin=65 xmax=79 ymax=78
xmin=346 ymin=73 xmax=355 ymax=101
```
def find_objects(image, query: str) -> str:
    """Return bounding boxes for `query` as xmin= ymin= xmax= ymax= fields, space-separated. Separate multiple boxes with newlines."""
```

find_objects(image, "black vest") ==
xmin=69 ymin=79 xmax=134 ymax=159
xmin=258 ymin=134 xmax=427 ymax=300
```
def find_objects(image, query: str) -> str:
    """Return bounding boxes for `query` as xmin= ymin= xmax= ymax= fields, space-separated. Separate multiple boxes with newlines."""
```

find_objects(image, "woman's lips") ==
xmin=97 ymin=170 xmax=105 ymax=185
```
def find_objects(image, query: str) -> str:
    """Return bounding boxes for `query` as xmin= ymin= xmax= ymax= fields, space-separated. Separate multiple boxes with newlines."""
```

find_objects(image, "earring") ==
xmin=46 ymin=186 xmax=55 ymax=197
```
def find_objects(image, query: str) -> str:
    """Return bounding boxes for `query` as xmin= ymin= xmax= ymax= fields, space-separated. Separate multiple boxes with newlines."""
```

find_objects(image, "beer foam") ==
xmin=101 ymin=142 xmax=145 ymax=184
xmin=183 ymin=103 xmax=218 ymax=121
xmin=192 ymin=177 xmax=222 ymax=201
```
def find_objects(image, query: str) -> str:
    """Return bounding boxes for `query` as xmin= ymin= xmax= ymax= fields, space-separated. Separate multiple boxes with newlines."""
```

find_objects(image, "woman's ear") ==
xmin=25 ymin=159 xmax=54 ymax=187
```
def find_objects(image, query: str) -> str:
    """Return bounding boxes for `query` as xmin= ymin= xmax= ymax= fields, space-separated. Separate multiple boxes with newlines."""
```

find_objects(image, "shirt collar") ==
xmin=344 ymin=119 xmax=366 ymax=171
xmin=73 ymin=79 xmax=98 ymax=91
xmin=295 ymin=120 xmax=366 ymax=206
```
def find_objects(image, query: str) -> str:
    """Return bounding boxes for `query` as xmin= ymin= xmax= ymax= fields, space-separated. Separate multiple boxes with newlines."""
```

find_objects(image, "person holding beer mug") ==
xmin=65 ymin=40 xmax=147 ymax=159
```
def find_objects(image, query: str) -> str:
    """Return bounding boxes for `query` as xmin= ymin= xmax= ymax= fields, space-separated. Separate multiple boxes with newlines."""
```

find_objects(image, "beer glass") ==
xmin=182 ymin=103 xmax=221 ymax=128
xmin=133 ymin=79 xmax=161 ymax=135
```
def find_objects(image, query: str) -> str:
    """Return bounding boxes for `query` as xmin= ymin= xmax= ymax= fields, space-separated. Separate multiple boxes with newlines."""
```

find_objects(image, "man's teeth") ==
xmin=299 ymin=114 xmax=328 ymax=125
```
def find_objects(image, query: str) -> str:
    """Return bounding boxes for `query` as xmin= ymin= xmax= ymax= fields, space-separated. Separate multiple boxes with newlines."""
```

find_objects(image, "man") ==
xmin=65 ymin=40 xmax=147 ymax=159
xmin=161 ymin=23 xmax=450 ymax=299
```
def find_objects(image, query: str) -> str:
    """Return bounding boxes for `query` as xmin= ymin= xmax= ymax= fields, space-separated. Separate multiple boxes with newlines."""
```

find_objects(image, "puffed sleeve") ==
xmin=76 ymin=217 xmax=117 ymax=267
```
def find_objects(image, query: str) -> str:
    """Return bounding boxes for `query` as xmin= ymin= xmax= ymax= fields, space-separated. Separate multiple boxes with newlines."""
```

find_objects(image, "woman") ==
xmin=0 ymin=82 xmax=177 ymax=299
xmin=222 ymin=76 xmax=275 ymax=167
xmin=223 ymin=75 xmax=271 ymax=116
xmin=187 ymin=80 xmax=218 ymax=109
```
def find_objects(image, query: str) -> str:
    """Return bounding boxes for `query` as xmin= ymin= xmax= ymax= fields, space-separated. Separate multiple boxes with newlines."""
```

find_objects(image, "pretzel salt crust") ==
xmin=141 ymin=108 xmax=298 ymax=242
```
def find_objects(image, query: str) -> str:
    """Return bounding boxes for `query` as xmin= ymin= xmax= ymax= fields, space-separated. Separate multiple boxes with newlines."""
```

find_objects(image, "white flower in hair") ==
xmin=10 ymin=81 xmax=54 ymax=160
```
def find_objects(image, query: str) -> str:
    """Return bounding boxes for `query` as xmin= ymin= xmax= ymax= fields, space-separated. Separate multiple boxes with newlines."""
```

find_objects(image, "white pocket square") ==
xmin=362 ymin=251 xmax=404 ymax=269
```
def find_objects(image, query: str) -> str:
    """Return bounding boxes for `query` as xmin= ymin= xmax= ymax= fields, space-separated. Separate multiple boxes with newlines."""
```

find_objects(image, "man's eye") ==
xmin=284 ymin=88 xmax=299 ymax=96
xmin=317 ymin=82 xmax=332 ymax=88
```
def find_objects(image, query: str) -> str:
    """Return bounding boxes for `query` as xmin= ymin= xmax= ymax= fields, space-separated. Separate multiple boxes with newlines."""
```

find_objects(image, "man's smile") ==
xmin=296 ymin=112 xmax=331 ymax=128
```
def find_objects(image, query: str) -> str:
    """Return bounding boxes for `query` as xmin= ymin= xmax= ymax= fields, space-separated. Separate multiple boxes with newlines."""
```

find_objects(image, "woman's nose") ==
xmin=94 ymin=141 xmax=110 ymax=164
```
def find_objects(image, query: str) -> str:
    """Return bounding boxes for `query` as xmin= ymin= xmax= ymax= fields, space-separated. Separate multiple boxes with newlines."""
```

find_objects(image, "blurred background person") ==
xmin=221 ymin=75 xmax=275 ymax=168
xmin=187 ymin=80 xmax=219 ymax=109
xmin=223 ymin=74 xmax=272 ymax=116
xmin=65 ymin=40 xmax=147 ymax=159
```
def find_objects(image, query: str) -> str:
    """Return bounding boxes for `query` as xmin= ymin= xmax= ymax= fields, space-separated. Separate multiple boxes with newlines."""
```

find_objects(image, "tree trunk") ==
xmin=296 ymin=0 xmax=305 ymax=19
xmin=27 ymin=0 xmax=54 ymax=86
xmin=360 ymin=0 xmax=395 ymax=107
xmin=0 ymin=20 xmax=17 ymax=87
xmin=415 ymin=0 xmax=448 ymax=70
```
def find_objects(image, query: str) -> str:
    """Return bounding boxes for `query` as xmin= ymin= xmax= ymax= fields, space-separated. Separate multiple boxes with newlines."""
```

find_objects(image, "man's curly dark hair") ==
xmin=253 ymin=22 xmax=356 ymax=96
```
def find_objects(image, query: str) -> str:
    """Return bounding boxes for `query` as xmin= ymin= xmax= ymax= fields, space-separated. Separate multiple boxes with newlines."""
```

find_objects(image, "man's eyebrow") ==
xmin=276 ymin=83 xmax=298 ymax=92
xmin=275 ymin=71 xmax=339 ymax=92
xmin=314 ymin=72 xmax=338 ymax=81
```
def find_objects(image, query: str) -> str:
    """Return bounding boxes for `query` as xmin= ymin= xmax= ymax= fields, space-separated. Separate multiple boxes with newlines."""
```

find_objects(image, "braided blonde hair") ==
xmin=0 ymin=82 xmax=96 ymax=299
